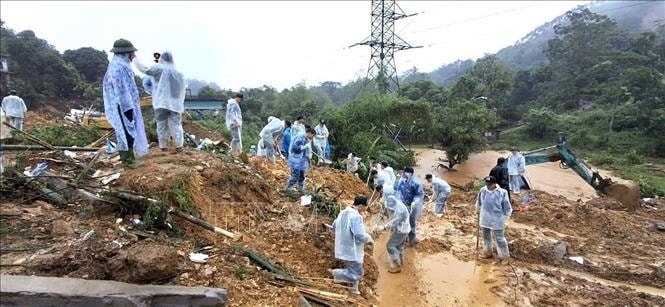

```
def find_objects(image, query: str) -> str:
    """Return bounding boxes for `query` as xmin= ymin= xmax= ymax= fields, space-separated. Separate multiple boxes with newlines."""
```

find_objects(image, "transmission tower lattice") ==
xmin=351 ymin=0 xmax=421 ymax=94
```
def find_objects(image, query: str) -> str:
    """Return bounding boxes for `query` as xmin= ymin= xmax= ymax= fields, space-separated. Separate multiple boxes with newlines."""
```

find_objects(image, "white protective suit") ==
xmin=314 ymin=124 xmax=329 ymax=161
xmin=333 ymin=206 xmax=372 ymax=263
xmin=135 ymin=52 xmax=187 ymax=149
xmin=383 ymin=196 xmax=411 ymax=234
xmin=475 ymin=186 xmax=512 ymax=230
xmin=259 ymin=116 xmax=285 ymax=161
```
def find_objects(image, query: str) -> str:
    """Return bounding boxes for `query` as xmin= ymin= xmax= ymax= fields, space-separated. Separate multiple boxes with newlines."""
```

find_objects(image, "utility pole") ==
xmin=351 ymin=0 xmax=421 ymax=94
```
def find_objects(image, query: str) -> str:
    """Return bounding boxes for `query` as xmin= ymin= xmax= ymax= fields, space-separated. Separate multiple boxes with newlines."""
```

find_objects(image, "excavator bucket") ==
xmin=603 ymin=181 xmax=641 ymax=210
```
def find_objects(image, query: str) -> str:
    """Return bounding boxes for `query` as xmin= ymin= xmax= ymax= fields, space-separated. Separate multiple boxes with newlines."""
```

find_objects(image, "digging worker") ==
xmin=331 ymin=195 xmax=374 ymax=295
xmin=1 ymin=89 xmax=27 ymax=131
xmin=380 ymin=161 xmax=396 ymax=185
xmin=279 ymin=120 xmax=292 ymax=158
xmin=225 ymin=94 xmax=243 ymax=155
xmin=476 ymin=176 xmax=512 ymax=263
xmin=314 ymin=120 xmax=329 ymax=165
xmin=507 ymin=147 xmax=526 ymax=194
xmin=103 ymin=39 xmax=149 ymax=168
xmin=286 ymin=127 xmax=315 ymax=191
xmin=135 ymin=51 xmax=187 ymax=153
xmin=259 ymin=116 xmax=285 ymax=162
xmin=343 ymin=153 xmax=361 ymax=174
xmin=490 ymin=157 xmax=511 ymax=203
xmin=395 ymin=167 xmax=425 ymax=246
xmin=291 ymin=115 xmax=306 ymax=136
xmin=425 ymin=174 xmax=452 ymax=218
xmin=374 ymin=194 xmax=410 ymax=273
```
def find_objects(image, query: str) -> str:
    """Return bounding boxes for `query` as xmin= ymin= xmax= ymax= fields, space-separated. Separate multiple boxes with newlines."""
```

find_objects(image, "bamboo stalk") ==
xmin=2 ymin=122 xmax=55 ymax=150
xmin=1 ymin=145 xmax=102 ymax=152
xmin=86 ymin=130 xmax=114 ymax=148
xmin=74 ymin=148 xmax=104 ymax=184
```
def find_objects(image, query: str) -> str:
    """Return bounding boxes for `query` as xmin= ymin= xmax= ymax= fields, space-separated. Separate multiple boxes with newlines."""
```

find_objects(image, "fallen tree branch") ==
xmin=235 ymin=245 xmax=287 ymax=275
xmin=107 ymin=191 xmax=237 ymax=239
xmin=13 ymin=171 xmax=66 ymax=207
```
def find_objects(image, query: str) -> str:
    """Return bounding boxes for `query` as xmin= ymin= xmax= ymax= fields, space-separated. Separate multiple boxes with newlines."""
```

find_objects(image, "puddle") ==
xmin=416 ymin=253 xmax=505 ymax=307
xmin=554 ymin=267 xmax=665 ymax=298
xmin=372 ymin=230 xmax=505 ymax=307
xmin=414 ymin=149 xmax=613 ymax=202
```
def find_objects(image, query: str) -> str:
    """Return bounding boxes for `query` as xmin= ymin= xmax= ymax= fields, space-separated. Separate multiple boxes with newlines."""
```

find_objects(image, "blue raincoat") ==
xmin=280 ymin=127 xmax=292 ymax=157
xmin=103 ymin=54 xmax=148 ymax=156
xmin=395 ymin=177 xmax=425 ymax=206
xmin=287 ymin=132 xmax=311 ymax=171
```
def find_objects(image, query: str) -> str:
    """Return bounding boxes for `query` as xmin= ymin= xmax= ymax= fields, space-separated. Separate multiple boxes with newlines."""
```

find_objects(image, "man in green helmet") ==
xmin=103 ymin=39 xmax=149 ymax=167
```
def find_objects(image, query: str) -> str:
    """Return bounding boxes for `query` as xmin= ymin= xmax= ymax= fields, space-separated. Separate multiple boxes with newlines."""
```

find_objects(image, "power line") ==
xmin=405 ymin=3 xmax=544 ymax=35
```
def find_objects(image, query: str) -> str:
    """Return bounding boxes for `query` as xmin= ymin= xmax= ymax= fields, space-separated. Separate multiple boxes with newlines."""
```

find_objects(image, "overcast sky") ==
xmin=1 ymin=1 xmax=587 ymax=90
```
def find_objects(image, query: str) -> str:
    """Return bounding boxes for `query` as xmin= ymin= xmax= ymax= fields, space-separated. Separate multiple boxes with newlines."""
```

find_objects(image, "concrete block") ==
xmin=0 ymin=275 xmax=226 ymax=306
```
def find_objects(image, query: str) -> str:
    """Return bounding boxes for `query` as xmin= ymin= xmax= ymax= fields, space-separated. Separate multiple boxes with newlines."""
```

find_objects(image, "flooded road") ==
xmin=414 ymin=149 xmax=610 ymax=202
xmin=372 ymin=233 xmax=504 ymax=307
xmin=372 ymin=149 xmax=620 ymax=306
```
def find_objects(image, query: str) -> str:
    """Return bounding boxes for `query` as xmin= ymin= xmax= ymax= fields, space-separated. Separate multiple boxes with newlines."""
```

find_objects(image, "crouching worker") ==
xmin=376 ymin=195 xmax=410 ymax=273
xmin=476 ymin=176 xmax=512 ymax=264
xmin=331 ymin=196 xmax=374 ymax=295
xmin=425 ymin=174 xmax=451 ymax=218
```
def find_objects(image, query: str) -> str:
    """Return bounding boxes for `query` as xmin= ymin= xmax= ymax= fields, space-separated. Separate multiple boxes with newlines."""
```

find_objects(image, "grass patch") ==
xmin=24 ymin=124 xmax=101 ymax=147
xmin=168 ymin=176 xmax=194 ymax=214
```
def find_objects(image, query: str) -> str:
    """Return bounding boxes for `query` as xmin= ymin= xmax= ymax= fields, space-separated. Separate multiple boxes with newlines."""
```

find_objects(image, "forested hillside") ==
xmin=1 ymin=5 xmax=663 ymax=196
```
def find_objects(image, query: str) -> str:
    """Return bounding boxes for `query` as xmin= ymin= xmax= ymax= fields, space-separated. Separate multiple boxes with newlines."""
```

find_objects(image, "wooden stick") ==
xmin=2 ymin=121 xmax=55 ymax=150
xmin=1 ymin=145 xmax=101 ymax=152
xmin=74 ymin=148 xmax=104 ymax=184
xmin=86 ymin=130 xmax=114 ymax=148
xmin=170 ymin=210 xmax=236 ymax=239
xmin=235 ymin=245 xmax=287 ymax=275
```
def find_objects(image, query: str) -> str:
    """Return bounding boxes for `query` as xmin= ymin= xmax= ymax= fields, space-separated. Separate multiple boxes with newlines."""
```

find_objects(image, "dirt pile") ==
xmin=2 ymin=113 xmax=377 ymax=306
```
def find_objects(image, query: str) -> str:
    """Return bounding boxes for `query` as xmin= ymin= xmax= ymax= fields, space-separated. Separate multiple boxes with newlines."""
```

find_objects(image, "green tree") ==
xmin=63 ymin=47 xmax=109 ymax=83
xmin=435 ymin=100 xmax=498 ymax=169
xmin=523 ymin=107 xmax=558 ymax=139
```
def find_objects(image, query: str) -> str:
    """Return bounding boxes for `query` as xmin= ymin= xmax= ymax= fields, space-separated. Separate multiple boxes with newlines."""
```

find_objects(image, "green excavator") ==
xmin=506 ymin=144 xmax=640 ymax=208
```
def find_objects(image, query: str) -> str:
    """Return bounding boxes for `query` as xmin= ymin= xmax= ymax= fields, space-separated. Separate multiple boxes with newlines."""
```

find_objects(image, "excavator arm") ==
xmin=521 ymin=145 xmax=613 ymax=192
xmin=506 ymin=145 xmax=640 ymax=208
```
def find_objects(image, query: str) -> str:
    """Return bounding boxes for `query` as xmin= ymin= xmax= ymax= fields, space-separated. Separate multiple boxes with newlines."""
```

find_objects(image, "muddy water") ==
xmin=372 ymin=233 xmax=504 ymax=307
xmin=415 ymin=149 xmax=611 ymax=202
xmin=373 ymin=149 xmax=509 ymax=306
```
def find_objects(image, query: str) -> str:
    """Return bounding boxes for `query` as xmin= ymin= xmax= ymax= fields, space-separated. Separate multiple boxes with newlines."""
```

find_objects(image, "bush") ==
xmin=523 ymin=107 xmax=558 ymax=139
xmin=25 ymin=125 xmax=101 ymax=147
xmin=588 ymin=152 xmax=617 ymax=167
xmin=625 ymin=149 xmax=642 ymax=165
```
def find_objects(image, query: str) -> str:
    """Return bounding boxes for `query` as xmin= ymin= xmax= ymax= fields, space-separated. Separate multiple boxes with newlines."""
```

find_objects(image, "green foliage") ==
xmin=63 ymin=47 xmax=109 ymax=83
xmin=234 ymin=265 xmax=254 ymax=280
xmin=168 ymin=176 xmax=193 ymax=214
xmin=435 ymin=100 xmax=499 ymax=169
xmin=143 ymin=201 xmax=169 ymax=229
xmin=24 ymin=125 xmax=101 ymax=147
xmin=523 ymin=107 xmax=558 ymax=139
xmin=625 ymin=149 xmax=642 ymax=165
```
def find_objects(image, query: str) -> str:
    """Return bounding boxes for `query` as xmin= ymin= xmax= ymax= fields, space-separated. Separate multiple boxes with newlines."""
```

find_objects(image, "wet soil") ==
xmin=369 ymin=149 xmax=665 ymax=306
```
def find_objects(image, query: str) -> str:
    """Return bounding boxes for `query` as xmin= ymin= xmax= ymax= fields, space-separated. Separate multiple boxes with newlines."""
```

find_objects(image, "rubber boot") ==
xmin=388 ymin=260 xmax=401 ymax=273
xmin=122 ymin=150 xmax=142 ymax=169
xmin=497 ymin=246 xmax=510 ymax=264
xmin=119 ymin=151 xmax=129 ymax=164
xmin=348 ymin=280 xmax=361 ymax=295
xmin=480 ymin=243 xmax=493 ymax=259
